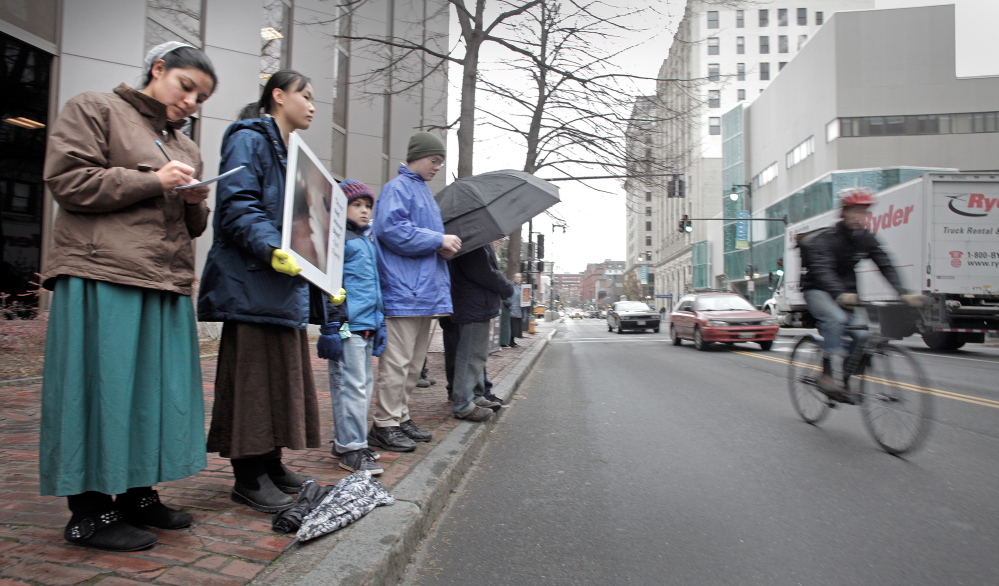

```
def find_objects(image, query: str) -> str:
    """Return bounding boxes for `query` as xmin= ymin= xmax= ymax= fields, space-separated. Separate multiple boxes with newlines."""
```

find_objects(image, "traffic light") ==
xmin=536 ymin=261 xmax=545 ymax=273
xmin=537 ymin=234 xmax=545 ymax=259
xmin=775 ymin=257 xmax=784 ymax=277
xmin=677 ymin=214 xmax=692 ymax=233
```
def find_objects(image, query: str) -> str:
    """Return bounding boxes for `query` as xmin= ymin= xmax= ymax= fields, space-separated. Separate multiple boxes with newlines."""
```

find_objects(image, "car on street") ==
xmin=570 ymin=309 xmax=586 ymax=319
xmin=607 ymin=300 xmax=660 ymax=333
xmin=669 ymin=291 xmax=779 ymax=351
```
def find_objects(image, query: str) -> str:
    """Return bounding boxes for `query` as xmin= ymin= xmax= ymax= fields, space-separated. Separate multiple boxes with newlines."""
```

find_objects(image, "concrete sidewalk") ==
xmin=0 ymin=320 xmax=557 ymax=586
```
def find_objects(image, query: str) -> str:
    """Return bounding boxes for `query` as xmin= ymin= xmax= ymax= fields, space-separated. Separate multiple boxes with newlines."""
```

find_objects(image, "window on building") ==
xmin=707 ymin=11 xmax=719 ymax=28
xmin=708 ymin=90 xmax=720 ymax=108
xmin=707 ymin=37 xmax=719 ymax=55
xmin=738 ymin=89 xmax=746 ymax=101
xmin=798 ymin=34 xmax=808 ymax=50
xmin=259 ymin=0 xmax=290 ymax=79
xmin=760 ymin=62 xmax=770 ymax=80
xmin=707 ymin=63 xmax=720 ymax=81
xmin=836 ymin=111 xmax=999 ymax=138
xmin=645 ymin=206 xmax=652 ymax=216
xmin=779 ymin=61 xmax=787 ymax=71
xmin=826 ymin=118 xmax=840 ymax=142
xmin=736 ymin=36 xmax=745 ymax=54
xmin=816 ymin=11 xmax=824 ymax=25
xmin=797 ymin=8 xmax=807 ymax=25
xmin=709 ymin=117 xmax=721 ymax=135
xmin=786 ymin=135 xmax=814 ymax=168
xmin=778 ymin=8 xmax=788 ymax=26
xmin=754 ymin=162 xmax=778 ymax=188
xmin=646 ymin=221 xmax=652 ymax=231
xmin=146 ymin=0 xmax=203 ymax=51
xmin=760 ymin=36 xmax=770 ymax=54
xmin=736 ymin=10 xmax=744 ymax=28
xmin=778 ymin=35 xmax=788 ymax=53
xmin=759 ymin=9 xmax=768 ymax=26
xmin=736 ymin=63 xmax=745 ymax=81
xmin=646 ymin=236 xmax=652 ymax=246
xmin=645 ymin=191 xmax=652 ymax=202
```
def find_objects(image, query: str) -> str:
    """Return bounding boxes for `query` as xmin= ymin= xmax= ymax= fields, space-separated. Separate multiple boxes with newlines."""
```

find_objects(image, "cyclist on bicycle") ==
xmin=800 ymin=187 xmax=922 ymax=402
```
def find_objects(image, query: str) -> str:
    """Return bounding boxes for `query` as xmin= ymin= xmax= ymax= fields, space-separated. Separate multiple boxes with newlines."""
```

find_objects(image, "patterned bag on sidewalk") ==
xmin=296 ymin=471 xmax=395 ymax=541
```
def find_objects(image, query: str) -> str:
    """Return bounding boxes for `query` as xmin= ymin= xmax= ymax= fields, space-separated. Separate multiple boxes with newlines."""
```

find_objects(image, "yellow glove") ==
xmin=271 ymin=249 xmax=302 ymax=276
xmin=900 ymin=294 xmax=924 ymax=307
xmin=836 ymin=293 xmax=858 ymax=309
xmin=328 ymin=288 xmax=347 ymax=306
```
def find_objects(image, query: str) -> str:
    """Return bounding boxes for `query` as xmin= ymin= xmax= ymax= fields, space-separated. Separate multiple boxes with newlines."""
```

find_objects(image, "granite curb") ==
xmin=250 ymin=325 xmax=557 ymax=586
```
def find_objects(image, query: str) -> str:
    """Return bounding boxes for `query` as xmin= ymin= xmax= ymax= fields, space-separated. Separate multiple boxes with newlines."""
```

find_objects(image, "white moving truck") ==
xmin=763 ymin=172 xmax=999 ymax=350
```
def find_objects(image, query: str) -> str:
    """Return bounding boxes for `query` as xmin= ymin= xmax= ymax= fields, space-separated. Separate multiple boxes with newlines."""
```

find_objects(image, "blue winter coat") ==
xmin=448 ymin=245 xmax=515 ymax=324
xmin=373 ymin=165 xmax=452 ymax=316
xmin=328 ymin=220 xmax=385 ymax=331
xmin=197 ymin=117 xmax=316 ymax=329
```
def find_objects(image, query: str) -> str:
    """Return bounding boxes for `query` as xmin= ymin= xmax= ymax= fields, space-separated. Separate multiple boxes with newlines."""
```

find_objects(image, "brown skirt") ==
xmin=207 ymin=321 xmax=321 ymax=459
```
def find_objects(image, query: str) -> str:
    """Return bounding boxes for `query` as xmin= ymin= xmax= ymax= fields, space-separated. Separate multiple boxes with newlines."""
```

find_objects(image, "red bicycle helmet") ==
xmin=839 ymin=186 xmax=876 ymax=208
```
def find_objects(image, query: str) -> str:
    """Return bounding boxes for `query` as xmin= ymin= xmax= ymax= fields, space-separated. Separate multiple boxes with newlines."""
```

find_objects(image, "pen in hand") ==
xmin=155 ymin=140 xmax=171 ymax=162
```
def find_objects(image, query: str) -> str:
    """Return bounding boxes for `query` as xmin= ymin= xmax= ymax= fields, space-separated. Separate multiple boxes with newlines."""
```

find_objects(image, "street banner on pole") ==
xmin=736 ymin=210 xmax=749 ymax=250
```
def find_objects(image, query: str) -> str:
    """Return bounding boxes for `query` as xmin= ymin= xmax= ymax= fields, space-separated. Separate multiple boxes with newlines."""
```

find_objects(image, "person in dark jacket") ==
xmin=801 ymin=187 xmax=922 ymax=400
xmin=40 ymin=42 xmax=216 ymax=552
xmin=198 ymin=71 xmax=324 ymax=513
xmin=447 ymin=242 xmax=515 ymax=421
xmin=319 ymin=179 xmax=387 ymax=475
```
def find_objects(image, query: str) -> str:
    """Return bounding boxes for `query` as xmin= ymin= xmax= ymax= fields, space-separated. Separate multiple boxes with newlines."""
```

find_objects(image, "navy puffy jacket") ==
xmin=448 ymin=245 xmax=515 ymax=324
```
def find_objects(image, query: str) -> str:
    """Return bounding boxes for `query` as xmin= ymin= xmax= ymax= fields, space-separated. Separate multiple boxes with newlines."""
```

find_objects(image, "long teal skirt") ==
xmin=39 ymin=277 xmax=207 ymax=496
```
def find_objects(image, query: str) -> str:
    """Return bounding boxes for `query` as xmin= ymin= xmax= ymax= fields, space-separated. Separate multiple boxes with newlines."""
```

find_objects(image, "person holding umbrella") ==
xmin=369 ymin=132 xmax=461 ymax=451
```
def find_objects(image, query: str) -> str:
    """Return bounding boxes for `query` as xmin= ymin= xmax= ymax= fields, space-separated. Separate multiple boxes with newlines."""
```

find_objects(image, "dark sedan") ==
xmin=607 ymin=300 xmax=660 ymax=333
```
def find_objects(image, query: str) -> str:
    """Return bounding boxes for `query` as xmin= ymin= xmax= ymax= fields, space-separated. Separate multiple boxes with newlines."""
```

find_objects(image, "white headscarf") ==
xmin=143 ymin=41 xmax=195 ymax=73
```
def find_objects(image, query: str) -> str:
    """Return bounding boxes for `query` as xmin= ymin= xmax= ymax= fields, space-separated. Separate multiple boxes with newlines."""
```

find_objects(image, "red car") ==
xmin=669 ymin=291 xmax=779 ymax=351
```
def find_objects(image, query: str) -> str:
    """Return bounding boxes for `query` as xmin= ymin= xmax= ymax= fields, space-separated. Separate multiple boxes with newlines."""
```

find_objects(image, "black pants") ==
xmin=510 ymin=316 xmax=523 ymax=338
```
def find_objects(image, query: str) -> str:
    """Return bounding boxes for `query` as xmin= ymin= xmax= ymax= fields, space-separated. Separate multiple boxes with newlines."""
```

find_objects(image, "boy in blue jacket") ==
xmin=319 ymin=180 xmax=387 ymax=474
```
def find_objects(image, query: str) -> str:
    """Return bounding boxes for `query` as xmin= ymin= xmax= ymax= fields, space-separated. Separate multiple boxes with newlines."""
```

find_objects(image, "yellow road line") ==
xmin=733 ymin=350 xmax=999 ymax=409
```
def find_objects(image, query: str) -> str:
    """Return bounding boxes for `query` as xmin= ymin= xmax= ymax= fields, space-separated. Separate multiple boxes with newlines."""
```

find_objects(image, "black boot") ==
xmin=231 ymin=457 xmax=294 ymax=513
xmin=262 ymin=450 xmax=313 ymax=494
xmin=117 ymin=487 xmax=193 ymax=529
xmin=65 ymin=491 xmax=156 ymax=551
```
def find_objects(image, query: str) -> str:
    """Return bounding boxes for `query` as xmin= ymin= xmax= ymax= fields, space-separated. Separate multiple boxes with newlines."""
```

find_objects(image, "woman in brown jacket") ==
xmin=40 ymin=42 xmax=217 ymax=552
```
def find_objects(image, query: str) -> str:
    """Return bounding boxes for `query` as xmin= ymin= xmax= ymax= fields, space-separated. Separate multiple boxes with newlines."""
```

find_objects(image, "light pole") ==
xmin=729 ymin=183 xmax=756 ymax=293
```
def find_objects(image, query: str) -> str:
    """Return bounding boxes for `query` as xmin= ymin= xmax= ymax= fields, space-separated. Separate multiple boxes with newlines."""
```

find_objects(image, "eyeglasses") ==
xmin=429 ymin=157 xmax=444 ymax=166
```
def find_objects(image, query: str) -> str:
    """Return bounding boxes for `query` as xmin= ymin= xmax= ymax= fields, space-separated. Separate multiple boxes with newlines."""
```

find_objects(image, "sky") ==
xmin=445 ymin=1 xmax=686 ymax=274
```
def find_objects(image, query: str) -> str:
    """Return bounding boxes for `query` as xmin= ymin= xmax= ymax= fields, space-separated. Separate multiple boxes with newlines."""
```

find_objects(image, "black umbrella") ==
xmin=435 ymin=170 xmax=560 ymax=256
xmin=271 ymin=479 xmax=334 ymax=534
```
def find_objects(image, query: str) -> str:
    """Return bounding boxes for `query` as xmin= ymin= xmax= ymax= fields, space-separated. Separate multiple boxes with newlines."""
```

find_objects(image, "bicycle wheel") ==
xmin=857 ymin=342 xmax=933 ymax=455
xmin=788 ymin=335 xmax=831 ymax=424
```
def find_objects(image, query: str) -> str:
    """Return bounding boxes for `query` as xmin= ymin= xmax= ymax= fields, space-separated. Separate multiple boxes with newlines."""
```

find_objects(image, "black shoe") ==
xmin=332 ymin=444 xmax=381 ymax=460
xmin=338 ymin=450 xmax=384 ymax=475
xmin=264 ymin=461 xmax=313 ymax=494
xmin=117 ymin=490 xmax=193 ymax=529
xmin=817 ymin=375 xmax=856 ymax=405
xmin=473 ymin=396 xmax=502 ymax=412
xmin=231 ymin=474 xmax=295 ymax=513
xmin=483 ymin=394 xmax=506 ymax=406
xmin=65 ymin=510 xmax=157 ymax=551
xmin=455 ymin=406 xmax=493 ymax=422
xmin=509 ymin=342 xmax=520 ymax=348
xmin=416 ymin=377 xmax=431 ymax=388
xmin=367 ymin=426 xmax=417 ymax=452
xmin=399 ymin=419 xmax=432 ymax=442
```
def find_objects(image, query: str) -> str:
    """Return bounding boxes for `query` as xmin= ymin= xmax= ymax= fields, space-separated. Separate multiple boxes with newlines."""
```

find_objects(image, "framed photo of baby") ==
xmin=281 ymin=133 xmax=347 ymax=295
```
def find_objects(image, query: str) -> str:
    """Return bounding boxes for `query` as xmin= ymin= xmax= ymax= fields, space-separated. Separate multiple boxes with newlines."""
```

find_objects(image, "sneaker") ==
xmin=65 ymin=510 xmax=157 ymax=552
xmin=416 ymin=377 xmax=431 ymax=388
xmin=332 ymin=444 xmax=381 ymax=461
xmin=483 ymin=393 xmax=506 ymax=406
xmin=367 ymin=425 xmax=417 ymax=452
xmin=399 ymin=419 xmax=432 ymax=442
xmin=427 ymin=376 xmax=437 ymax=385
xmin=473 ymin=396 xmax=502 ymax=412
xmin=455 ymin=405 xmax=493 ymax=422
xmin=338 ymin=450 xmax=384 ymax=475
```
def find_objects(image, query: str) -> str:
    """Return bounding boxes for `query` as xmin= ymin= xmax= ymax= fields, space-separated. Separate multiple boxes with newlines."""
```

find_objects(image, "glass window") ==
xmin=760 ymin=36 xmax=769 ymax=54
xmin=797 ymin=8 xmax=807 ymax=25
xmin=707 ymin=11 xmax=719 ymax=28
xmin=646 ymin=236 xmax=652 ymax=246
xmin=779 ymin=35 xmax=788 ymax=53
xmin=645 ymin=191 xmax=652 ymax=201
xmin=736 ymin=10 xmax=745 ymax=28
xmin=816 ymin=11 xmax=824 ymax=25
xmin=709 ymin=117 xmax=721 ymax=135
xmin=760 ymin=62 xmax=770 ymax=80
xmin=261 ymin=0 xmax=291 ymax=79
xmin=826 ymin=119 xmax=840 ymax=142
xmin=645 ymin=206 xmax=652 ymax=216
xmin=737 ymin=63 xmax=745 ymax=81
xmin=708 ymin=63 xmax=720 ymax=81
xmin=738 ymin=89 xmax=746 ymax=101
xmin=798 ymin=34 xmax=808 ymax=50
xmin=646 ymin=221 xmax=652 ymax=231
xmin=736 ymin=36 xmax=745 ymax=54
xmin=759 ymin=9 xmax=769 ymax=27
xmin=707 ymin=37 xmax=719 ymax=55
xmin=779 ymin=61 xmax=787 ymax=71
xmin=708 ymin=90 xmax=720 ymax=108
xmin=778 ymin=8 xmax=788 ymax=26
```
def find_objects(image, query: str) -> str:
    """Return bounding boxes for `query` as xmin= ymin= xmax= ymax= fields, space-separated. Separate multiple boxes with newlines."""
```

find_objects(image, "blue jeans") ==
xmin=328 ymin=333 xmax=375 ymax=452
xmin=804 ymin=289 xmax=870 ymax=358
xmin=451 ymin=320 xmax=491 ymax=416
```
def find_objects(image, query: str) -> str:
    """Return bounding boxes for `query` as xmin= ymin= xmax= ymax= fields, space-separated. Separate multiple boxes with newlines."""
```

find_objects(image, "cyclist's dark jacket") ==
xmin=800 ymin=221 xmax=906 ymax=298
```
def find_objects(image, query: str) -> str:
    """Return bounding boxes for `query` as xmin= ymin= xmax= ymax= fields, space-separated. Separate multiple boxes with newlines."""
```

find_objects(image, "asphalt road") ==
xmin=400 ymin=319 xmax=999 ymax=585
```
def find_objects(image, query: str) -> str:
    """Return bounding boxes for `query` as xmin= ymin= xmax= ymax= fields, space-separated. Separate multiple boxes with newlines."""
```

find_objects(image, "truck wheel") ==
xmin=921 ymin=331 xmax=964 ymax=352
